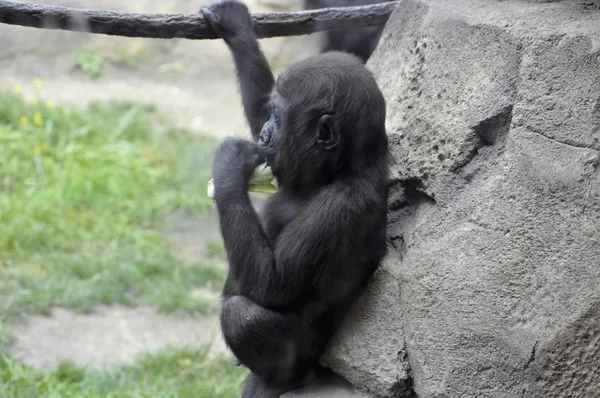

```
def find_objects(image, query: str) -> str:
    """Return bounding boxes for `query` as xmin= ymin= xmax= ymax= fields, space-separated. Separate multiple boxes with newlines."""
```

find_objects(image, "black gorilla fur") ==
xmin=201 ymin=1 xmax=390 ymax=396
xmin=303 ymin=0 xmax=395 ymax=62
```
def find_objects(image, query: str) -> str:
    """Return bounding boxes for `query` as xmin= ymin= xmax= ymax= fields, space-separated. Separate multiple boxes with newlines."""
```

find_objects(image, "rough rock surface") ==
xmin=282 ymin=370 xmax=370 ymax=398
xmin=322 ymin=262 xmax=413 ymax=397
xmin=323 ymin=0 xmax=600 ymax=397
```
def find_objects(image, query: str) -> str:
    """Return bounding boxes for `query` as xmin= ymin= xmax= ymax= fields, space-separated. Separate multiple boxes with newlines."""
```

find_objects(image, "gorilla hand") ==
xmin=212 ymin=137 xmax=264 ymax=198
xmin=201 ymin=0 xmax=254 ymax=44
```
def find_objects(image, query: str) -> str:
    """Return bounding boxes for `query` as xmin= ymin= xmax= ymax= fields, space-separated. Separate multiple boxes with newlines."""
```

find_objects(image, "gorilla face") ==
xmin=257 ymin=86 xmax=343 ymax=192
xmin=257 ymin=105 xmax=280 ymax=176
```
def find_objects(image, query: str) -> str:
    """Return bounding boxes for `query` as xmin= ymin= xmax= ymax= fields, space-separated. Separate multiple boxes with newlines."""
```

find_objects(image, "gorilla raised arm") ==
xmin=201 ymin=1 xmax=390 ymax=397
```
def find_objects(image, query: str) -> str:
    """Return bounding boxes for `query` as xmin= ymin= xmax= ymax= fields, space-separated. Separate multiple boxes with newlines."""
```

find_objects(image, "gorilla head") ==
xmin=258 ymin=52 xmax=387 ymax=191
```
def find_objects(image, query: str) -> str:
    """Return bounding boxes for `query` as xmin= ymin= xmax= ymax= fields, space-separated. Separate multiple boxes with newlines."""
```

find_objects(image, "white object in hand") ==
xmin=207 ymin=163 xmax=278 ymax=199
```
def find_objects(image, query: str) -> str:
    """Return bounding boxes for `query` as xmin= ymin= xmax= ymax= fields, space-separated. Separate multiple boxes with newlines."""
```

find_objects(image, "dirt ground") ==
xmin=1 ymin=0 xmax=321 ymax=369
xmin=9 ymin=306 xmax=227 ymax=369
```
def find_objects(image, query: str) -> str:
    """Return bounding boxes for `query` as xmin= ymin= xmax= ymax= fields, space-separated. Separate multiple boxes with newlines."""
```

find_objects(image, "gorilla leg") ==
xmin=221 ymin=296 xmax=321 ymax=389
xmin=241 ymin=373 xmax=280 ymax=398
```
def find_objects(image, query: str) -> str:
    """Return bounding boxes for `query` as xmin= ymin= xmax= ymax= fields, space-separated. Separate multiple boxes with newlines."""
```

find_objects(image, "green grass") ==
xmin=0 ymin=91 xmax=225 ymax=318
xmin=0 ymin=89 xmax=248 ymax=396
xmin=72 ymin=47 xmax=104 ymax=79
xmin=0 ymin=346 xmax=247 ymax=397
xmin=204 ymin=239 xmax=226 ymax=262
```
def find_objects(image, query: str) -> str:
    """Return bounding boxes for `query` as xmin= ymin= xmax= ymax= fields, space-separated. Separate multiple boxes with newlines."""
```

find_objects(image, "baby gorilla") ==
xmin=201 ymin=1 xmax=390 ymax=396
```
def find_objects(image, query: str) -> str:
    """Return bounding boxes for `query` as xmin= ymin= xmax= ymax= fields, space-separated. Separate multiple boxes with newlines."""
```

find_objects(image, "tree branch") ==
xmin=0 ymin=1 xmax=399 ymax=40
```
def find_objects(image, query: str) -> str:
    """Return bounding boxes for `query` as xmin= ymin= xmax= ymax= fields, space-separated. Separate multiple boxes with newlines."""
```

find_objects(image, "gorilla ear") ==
xmin=316 ymin=114 xmax=339 ymax=150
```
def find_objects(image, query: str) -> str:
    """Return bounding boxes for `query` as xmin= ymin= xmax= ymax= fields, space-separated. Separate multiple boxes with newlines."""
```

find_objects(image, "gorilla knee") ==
xmin=221 ymin=295 xmax=256 ymax=345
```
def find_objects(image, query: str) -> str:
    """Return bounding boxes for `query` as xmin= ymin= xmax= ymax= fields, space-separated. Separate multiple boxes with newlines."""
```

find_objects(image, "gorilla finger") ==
xmin=219 ymin=136 xmax=243 ymax=150
xmin=251 ymin=153 xmax=265 ymax=168
xmin=200 ymin=8 xmax=222 ymax=33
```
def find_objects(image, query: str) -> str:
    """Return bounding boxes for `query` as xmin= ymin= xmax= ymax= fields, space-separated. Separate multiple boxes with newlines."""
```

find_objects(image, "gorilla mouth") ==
xmin=263 ymin=154 xmax=279 ymax=177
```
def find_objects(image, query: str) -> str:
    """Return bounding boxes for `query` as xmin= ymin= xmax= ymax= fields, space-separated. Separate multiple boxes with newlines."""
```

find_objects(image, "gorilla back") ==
xmin=201 ymin=1 xmax=389 ymax=397
xmin=303 ymin=0 xmax=395 ymax=62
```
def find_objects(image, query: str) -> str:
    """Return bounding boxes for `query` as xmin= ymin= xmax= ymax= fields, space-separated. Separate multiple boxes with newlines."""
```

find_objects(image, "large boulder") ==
xmin=322 ymin=0 xmax=600 ymax=397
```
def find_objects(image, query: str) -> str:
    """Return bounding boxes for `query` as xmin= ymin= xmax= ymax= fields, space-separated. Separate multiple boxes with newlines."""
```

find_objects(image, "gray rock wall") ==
xmin=323 ymin=1 xmax=600 ymax=397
